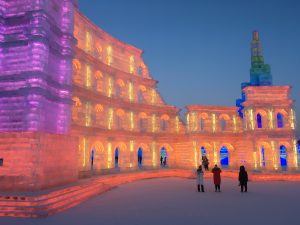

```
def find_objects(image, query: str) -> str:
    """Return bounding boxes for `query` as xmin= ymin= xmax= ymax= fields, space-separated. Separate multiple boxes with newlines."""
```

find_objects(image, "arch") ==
xmin=137 ymin=147 xmax=143 ymax=166
xmin=95 ymin=104 xmax=103 ymax=113
xmin=160 ymin=114 xmax=170 ymax=132
xmin=220 ymin=118 xmax=226 ymax=131
xmin=137 ymin=90 xmax=145 ymax=103
xmin=114 ymin=147 xmax=119 ymax=168
xmin=257 ymin=113 xmax=262 ymax=128
xmin=90 ymin=141 xmax=105 ymax=170
xmin=276 ymin=112 xmax=284 ymax=128
xmin=72 ymin=59 xmax=81 ymax=71
xmin=95 ymin=71 xmax=103 ymax=80
xmin=279 ymin=145 xmax=287 ymax=169
xmin=72 ymin=97 xmax=82 ymax=107
xmin=138 ymin=112 xmax=148 ymax=132
xmin=160 ymin=146 xmax=168 ymax=167
xmin=95 ymin=42 xmax=103 ymax=56
xmin=220 ymin=146 xmax=229 ymax=167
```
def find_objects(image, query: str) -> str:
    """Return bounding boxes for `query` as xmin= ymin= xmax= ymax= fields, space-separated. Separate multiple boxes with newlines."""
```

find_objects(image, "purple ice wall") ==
xmin=0 ymin=0 xmax=77 ymax=134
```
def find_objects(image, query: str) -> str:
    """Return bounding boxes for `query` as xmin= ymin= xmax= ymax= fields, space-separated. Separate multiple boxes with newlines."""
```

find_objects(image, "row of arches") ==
xmin=200 ymin=146 xmax=230 ymax=168
xmin=90 ymin=145 xmax=170 ymax=170
xmin=72 ymin=98 xmax=175 ymax=132
xmin=260 ymin=145 xmax=288 ymax=169
xmin=188 ymin=112 xmax=240 ymax=133
xmin=73 ymin=60 xmax=157 ymax=104
xmin=256 ymin=112 xmax=285 ymax=129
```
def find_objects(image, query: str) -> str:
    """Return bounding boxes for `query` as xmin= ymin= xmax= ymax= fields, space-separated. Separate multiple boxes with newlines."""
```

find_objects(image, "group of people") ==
xmin=196 ymin=164 xmax=248 ymax=193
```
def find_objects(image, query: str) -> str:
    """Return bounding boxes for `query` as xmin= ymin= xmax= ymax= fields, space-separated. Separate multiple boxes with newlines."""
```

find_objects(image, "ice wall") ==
xmin=0 ymin=0 xmax=77 ymax=133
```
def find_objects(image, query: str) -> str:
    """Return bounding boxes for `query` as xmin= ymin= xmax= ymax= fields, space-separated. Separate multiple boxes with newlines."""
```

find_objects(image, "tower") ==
xmin=0 ymin=0 xmax=77 ymax=133
xmin=236 ymin=31 xmax=272 ymax=117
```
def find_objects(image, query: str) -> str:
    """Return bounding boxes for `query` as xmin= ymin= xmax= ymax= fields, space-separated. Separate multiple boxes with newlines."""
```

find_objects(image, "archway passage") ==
xmin=160 ymin=147 xmax=168 ymax=167
xmin=138 ymin=147 xmax=143 ymax=166
xmin=279 ymin=145 xmax=287 ymax=169
xmin=261 ymin=147 xmax=266 ymax=167
xmin=277 ymin=113 xmax=284 ymax=128
xmin=257 ymin=113 xmax=262 ymax=128
xmin=115 ymin=148 xmax=119 ymax=168
xmin=91 ymin=149 xmax=95 ymax=169
xmin=220 ymin=146 xmax=229 ymax=167
xmin=201 ymin=146 xmax=207 ymax=156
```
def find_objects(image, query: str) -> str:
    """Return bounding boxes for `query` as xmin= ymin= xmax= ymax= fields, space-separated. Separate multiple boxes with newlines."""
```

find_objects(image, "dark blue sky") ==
xmin=79 ymin=0 xmax=300 ymax=134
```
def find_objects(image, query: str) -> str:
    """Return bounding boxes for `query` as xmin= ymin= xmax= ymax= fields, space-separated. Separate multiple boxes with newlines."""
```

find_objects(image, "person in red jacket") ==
xmin=212 ymin=164 xmax=222 ymax=192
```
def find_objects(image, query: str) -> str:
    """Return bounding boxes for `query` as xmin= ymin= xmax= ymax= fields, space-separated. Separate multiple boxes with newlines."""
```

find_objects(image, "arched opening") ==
xmin=115 ymin=148 xmax=119 ymax=168
xmin=261 ymin=146 xmax=266 ymax=167
xmin=220 ymin=146 xmax=229 ymax=167
xmin=137 ymin=147 xmax=143 ymax=167
xmin=220 ymin=119 xmax=226 ymax=131
xmin=279 ymin=145 xmax=287 ymax=169
xmin=201 ymin=146 xmax=207 ymax=156
xmin=257 ymin=113 xmax=262 ymax=128
xmin=160 ymin=147 xmax=168 ymax=167
xmin=91 ymin=149 xmax=95 ymax=169
xmin=199 ymin=118 xmax=205 ymax=131
xmin=277 ymin=113 xmax=284 ymax=128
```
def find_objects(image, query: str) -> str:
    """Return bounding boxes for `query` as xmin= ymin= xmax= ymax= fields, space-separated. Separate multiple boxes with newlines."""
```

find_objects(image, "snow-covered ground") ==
xmin=1 ymin=177 xmax=299 ymax=225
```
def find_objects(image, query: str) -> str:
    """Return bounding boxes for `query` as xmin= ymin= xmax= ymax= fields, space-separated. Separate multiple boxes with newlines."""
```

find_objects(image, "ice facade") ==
xmin=0 ymin=0 xmax=298 ymax=191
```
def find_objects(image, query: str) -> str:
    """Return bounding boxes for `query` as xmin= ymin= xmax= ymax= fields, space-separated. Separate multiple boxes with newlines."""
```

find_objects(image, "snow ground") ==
xmin=1 ymin=177 xmax=299 ymax=225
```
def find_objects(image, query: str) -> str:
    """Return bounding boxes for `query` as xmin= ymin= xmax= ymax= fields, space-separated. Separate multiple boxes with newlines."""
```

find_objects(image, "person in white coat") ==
xmin=196 ymin=165 xmax=205 ymax=192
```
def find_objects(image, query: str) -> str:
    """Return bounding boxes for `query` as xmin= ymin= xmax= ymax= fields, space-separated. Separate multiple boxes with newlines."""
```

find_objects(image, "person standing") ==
xmin=202 ymin=156 xmax=209 ymax=171
xmin=212 ymin=164 xmax=222 ymax=192
xmin=239 ymin=165 xmax=248 ymax=192
xmin=160 ymin=156 xmax=163 ymax=166
xmin=196 ymin=165 xmax=205 ymax=192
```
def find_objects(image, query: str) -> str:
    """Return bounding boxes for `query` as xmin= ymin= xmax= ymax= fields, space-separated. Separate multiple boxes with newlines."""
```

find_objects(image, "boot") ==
xmin=201 ymin=185 xmax=204 ymax=192
xmin=197 ymin=185 xmax=200 ymax=192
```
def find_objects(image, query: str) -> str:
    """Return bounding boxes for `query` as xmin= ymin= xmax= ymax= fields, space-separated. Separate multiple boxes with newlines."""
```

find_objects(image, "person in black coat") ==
xmin=239 ymin=165 xmax=248 ymax=192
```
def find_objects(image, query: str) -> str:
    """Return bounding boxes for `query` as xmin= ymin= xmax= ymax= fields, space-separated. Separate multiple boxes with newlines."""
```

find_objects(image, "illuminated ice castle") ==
xmin=0 ymin=0 xmax=298 ymax=191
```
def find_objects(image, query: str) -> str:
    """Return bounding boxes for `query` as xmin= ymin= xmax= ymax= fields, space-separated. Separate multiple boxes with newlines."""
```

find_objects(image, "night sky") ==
xmin=78 ymin=0 xmax=300 ymax=135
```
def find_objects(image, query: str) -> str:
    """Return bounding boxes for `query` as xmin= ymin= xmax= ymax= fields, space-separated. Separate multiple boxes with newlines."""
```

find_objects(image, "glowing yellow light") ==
xmin=270 ymin=141 xmax=278 ymax=170
xmin=108 ymin=108 xmax=114 ymax=130
xmin=85 ymin=31 xmax=92 ymax=52
xmin=175 ymin=116 xmax=180 ymax=133
xmin=130 ymin=140 xmax=134 ymax=152
xmin=191 ymin=112 xmax=197 ymax=131
xmin=249 ymin=109 xmax=254 ymax=130
xmin=212 ymin=142 xmax=218 ymax=164
xmin=193 ymin=141 xmax=197 ymax=168
xmin=130 ymin=111 xmax=134 ymax=130
xmin=233 ymin=115 xmax=237 ymax=133
xmin=106 ymin=45 xmax=112 ymax=65
xmin=128 ymin=82 xmax=134 ymax=101
xmin=107 ymin=76 xmax=113 ymax=97
xmin=151 ymin=89 xmax=157 ymax=104
xmin=212 ymin=114 xmax=216 ymax=133
xmin=86 ymin=65 xmax=92 ymax=88
xmin=85 ymin=102 xmax=91 ymax=127
xmin=268 ymin=109 xmax=274 ymax=129
xmin=253 ymin=152 xmax=258 ymax=169
xmin=129 ymin=55 xmax=135 ymax=74
xmin=107 ymin=142 xmax=112 ymax=168
xmin=186 ymin=113 xmax=190 ymax=132
xmin=82 ymin=137 xmax=86 ymax=167
xmin=151 ymin=114 xmax=156 ymax=133
xmin=152 ymin=141 xmax=156 ymax=167
xmin=290 ymin=109 xmax=296 ymax=129
xmin=293 ymin=139 xmax=298 ymax=167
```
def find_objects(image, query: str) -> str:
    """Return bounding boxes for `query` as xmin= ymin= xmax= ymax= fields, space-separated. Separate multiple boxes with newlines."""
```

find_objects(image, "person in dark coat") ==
xmin=239 ymin=165 xmax=248 ymax=192
xmin=202 ymin=156 xmax=209 ymax=171
xmin=212 ymin=164 xmax=222 ymax=192
xmin=160 ymin=156 xmax=163 ymax=166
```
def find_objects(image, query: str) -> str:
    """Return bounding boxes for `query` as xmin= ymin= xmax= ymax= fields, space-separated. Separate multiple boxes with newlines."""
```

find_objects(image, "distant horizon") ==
xmin=79 ymin=0 xmax=300 ymax=137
